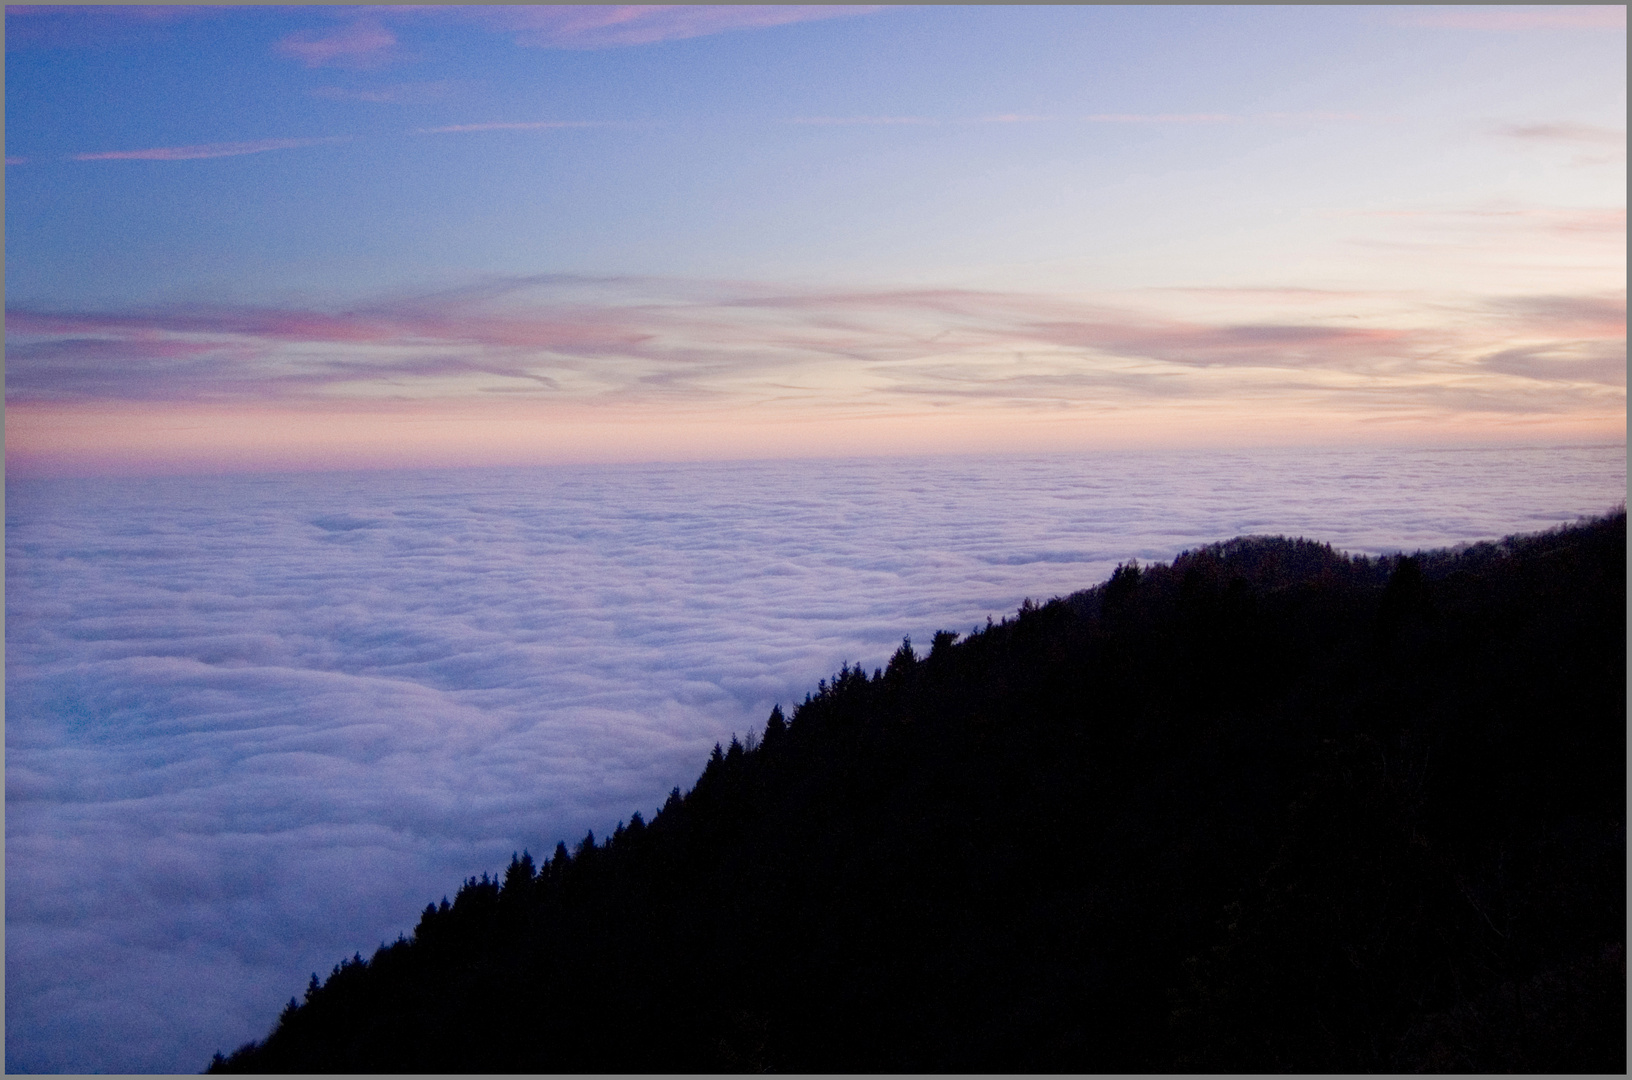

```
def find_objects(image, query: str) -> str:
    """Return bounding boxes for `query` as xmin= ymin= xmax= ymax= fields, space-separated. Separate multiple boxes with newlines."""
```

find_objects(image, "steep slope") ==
xmin=211 ymin=511 xmax=1626 ymax=1073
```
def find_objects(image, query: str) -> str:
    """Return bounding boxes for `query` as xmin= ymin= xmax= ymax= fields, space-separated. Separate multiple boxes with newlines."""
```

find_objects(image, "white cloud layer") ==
xmin=5 ymin=444 xmax=1626 ymax=1072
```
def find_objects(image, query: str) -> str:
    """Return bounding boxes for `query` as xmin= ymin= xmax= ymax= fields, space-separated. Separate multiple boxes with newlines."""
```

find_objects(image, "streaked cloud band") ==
xmin=6 ymin=272 xmax=1622 ymax=474
xmin=73 ymin=136 xmax=350 ymax=162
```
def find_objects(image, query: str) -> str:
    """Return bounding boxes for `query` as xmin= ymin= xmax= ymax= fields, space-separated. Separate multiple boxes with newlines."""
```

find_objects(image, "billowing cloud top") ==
xmin=7 ymin=446 xmax=1626 ymax=1072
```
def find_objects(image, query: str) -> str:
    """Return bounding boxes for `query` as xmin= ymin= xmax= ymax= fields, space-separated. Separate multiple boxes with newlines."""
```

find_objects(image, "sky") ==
xmin=5 ymin=4 xmax=1625 ymax=476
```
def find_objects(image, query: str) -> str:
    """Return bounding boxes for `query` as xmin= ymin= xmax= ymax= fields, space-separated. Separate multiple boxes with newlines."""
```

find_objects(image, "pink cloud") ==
xmin=72 ymin=136 xmax=348 ymax=161
xmin=1019 ymin=319 xmax=1416 ymax=370
xmin=1501 ymin=122 xmax=1626 ymax=146
xmin=1487 ymin=294 xmax=1627 ymax=338
xmin=1075 ymin=112 xmax=1378 ymax=126
xmin=403 ymin=5 xmax=883 ymax=50
xmin=6 ymin=156 xmax=30 ymax=165
xmin=1478 ymin=342 xmax=1626 ymax=386
xmin=411 ymin=121 xmax=604 ymax=135
xmin=776 ymin=112 xmax=1373 ymax=130
xmin=309 ymin=82 xmax=459 ymax=105
xmin=1551 ymin=208 xmax=1627 ymax=235
xmin=6 ymin=307 xmax=403 ymax=345
xmin=2 ymin=299 xmax=649 ymax=404
xmin=786 ymin=116 xmax=935 ymax=126
xmin=260 ymin=5 xmax=883 ymax=72
xmin=4 ymin=298 xmax=652 ymax=356
xmin=1331 ymin=204 xmax=1627 ymax=240
xmin=1392 ymin=6 xmax=1626 ymax=31
xmin=1257 ymin=111 xmax=1381 ymax=123
xmin=1082 ymin=113 xmax=1241 ymax=124
xmin=274 ymin=19 xmax=400 ymax=69
xmin=1148 ymin=286 xmax=1375 ymax=301
xmin=9 ymin=277 xmax=1623 ymax=416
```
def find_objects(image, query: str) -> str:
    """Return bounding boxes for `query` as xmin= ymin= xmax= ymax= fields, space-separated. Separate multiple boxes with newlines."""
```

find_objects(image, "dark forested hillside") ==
xmin=210 ymin=511 xmax=1627 ymax=1074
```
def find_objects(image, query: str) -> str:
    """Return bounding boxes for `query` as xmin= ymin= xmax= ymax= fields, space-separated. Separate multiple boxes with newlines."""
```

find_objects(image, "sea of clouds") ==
xmin=6 ymin=443 xmax=1626 ymax=1073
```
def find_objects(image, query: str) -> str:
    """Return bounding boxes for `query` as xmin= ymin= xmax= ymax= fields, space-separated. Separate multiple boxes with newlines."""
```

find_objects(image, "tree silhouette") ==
xmin=209 ymin=511 xmax=1626 ymax=1075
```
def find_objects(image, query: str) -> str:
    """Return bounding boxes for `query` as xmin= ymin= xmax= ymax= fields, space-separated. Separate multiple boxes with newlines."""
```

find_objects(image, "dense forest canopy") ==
xmin=211 ymin=510 xmax=1626 ymax=1073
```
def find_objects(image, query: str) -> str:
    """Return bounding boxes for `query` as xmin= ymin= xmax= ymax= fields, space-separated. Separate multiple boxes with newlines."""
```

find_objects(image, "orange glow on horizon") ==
xmin=6 ymin=399 xmax=1623 ymax=478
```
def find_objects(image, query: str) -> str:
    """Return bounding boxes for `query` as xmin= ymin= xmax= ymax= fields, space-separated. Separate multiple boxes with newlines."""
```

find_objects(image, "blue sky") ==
xmin=5 ymin=5 xmax=1625 ymax=472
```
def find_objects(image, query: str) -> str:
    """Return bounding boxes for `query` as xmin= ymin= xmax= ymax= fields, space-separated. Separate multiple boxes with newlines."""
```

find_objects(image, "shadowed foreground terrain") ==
xmin=210 ymin=511 xmax=1626 ymax=1073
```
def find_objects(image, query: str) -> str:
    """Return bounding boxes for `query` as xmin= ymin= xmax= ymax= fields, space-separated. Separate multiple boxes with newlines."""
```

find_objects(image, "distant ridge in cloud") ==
xmin=73 ymin=136 xmax=349 ymax=161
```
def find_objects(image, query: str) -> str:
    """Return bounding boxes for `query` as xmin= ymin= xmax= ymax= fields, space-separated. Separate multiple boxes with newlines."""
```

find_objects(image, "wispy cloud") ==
xmin=274 ymin=19 xmax=402 ymax=69
xmin=1477 ymin=341 xmax=1626 ymax=385
xmin=309 ymin=81 xmax=460 ymax=105
xmin=1258 ymin=111 xmax=1381 ymax=123
xmin=1087 ymin=111 xmax=1380 ymax=125
xmin=7 ymin=155 xmax=31 ymax=165
xmin=1501 ymin=122 xmax=1626 ymax=145
xmin=1543 ymin=208 xmax=1627 ymax=236
xmin=9 ymin=4 xmax=878 ymax=61
xmin=1078 ymin=112 xmax=1381 ymax=125
xmin=1499 ymin=122 xmax=1627 ymax=165
xmin=1485 ymin=293 xmax=1627 ymax=337
xmin=1082 ymin=113 xmax=1241 ymax=124
xmin=411 ymin=120 xmax=607 ymax=135
xmin=7 ymin=276 xmax=1623 ymax=421
xmin=1016 ymin=318 xmax=1417 ymax=371
xmin=1328 ymin=204 xmax=1627 ymax=241
xmin=1390 ymin=6 xmax=1626 ymax=31
xmin=1466 ymin=294 xmax=1627 ymax=388
xmin=405 ymin=5 xmax=883 ymax=50
xmin=72 ymin=136 xmax=349 ymax=161
xmin=786 ymin=115 xmax=935 ymax=126
xmin=785 ymin=111 xmax=1377 ymax=129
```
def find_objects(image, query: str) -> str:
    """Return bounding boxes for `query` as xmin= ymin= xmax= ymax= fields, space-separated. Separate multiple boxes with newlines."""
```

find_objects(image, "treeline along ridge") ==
xmin=210 ymin=510 xmax=1627 ymax=1072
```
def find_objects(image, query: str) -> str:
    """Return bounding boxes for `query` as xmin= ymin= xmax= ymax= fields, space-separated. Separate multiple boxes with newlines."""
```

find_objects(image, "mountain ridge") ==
xmin=211 ymin=509 xmax=1627 ymax=1073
